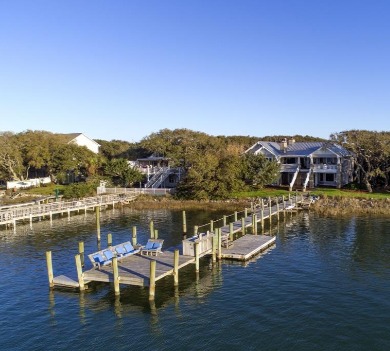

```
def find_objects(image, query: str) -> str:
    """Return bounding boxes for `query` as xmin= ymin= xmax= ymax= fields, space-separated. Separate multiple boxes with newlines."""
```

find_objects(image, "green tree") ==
xmin=242 ymin=153 xmax=280 ymax=188
xmin=104 ymin=158 xmax=143 ymax=187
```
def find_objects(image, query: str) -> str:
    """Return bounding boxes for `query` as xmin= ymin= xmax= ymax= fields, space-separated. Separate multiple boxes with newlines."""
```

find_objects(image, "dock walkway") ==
xmin=0 ymin=193 xmax=138 ymax=227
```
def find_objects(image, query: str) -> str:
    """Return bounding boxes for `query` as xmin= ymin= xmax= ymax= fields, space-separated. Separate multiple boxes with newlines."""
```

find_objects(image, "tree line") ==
xmin=0 ymin=128 xmax=388 ymax=199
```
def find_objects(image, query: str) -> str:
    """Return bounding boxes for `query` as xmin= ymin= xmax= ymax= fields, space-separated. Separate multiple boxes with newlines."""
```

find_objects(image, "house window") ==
xmin=325 ymin=174 xmax=334 ymax=182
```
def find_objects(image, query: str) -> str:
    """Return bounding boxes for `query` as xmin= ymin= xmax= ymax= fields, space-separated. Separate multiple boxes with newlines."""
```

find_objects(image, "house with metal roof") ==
xmin=245 ymin=138 xmax=354 ymax=191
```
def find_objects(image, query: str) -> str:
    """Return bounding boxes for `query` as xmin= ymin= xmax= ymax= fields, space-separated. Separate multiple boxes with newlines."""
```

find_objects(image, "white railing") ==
xmin=100 ymin=187 xmax=173 ymax=195
xmin=289 ymin=166 xmax=300 ymax=191
xmin=303 ymin=169 xmax=312 ymax=191
xmin=313 ymin=164 xmax=337 ymax=170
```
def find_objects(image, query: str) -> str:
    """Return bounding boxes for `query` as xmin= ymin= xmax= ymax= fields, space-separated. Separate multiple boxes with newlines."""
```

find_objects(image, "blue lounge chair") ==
xmin=140 ymin=239 xmax=164 ymax=256
xmin=115 ymin=242 xmax=140 ymax=258
xmin=89 ymin=251 xmax=113 ymax=269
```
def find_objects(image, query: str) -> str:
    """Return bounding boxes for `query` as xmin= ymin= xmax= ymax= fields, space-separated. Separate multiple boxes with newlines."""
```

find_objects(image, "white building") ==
xmin=62 ymin=133 xmax=100 ymax=154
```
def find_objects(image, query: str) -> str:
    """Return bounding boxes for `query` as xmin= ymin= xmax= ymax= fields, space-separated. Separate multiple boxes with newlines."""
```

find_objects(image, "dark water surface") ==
xmin=0 ymin=208 xmax=389 ymax=350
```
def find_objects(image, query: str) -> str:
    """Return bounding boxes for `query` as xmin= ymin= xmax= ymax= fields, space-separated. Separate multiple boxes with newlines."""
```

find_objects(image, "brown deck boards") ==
xmin=82 ymin=250 xmax=195 ymax=287
xmin=221 ymin=234 xmax=276 ymax=261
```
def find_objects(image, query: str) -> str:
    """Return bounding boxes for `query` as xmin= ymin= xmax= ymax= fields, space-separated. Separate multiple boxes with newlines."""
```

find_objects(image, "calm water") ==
xmin=0 ymin=208 xmax=389 ymax=351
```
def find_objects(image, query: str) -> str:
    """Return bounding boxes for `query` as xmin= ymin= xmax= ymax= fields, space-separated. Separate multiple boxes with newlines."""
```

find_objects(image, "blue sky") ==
xmin=1 ymin=0 xmax=389 ymax=142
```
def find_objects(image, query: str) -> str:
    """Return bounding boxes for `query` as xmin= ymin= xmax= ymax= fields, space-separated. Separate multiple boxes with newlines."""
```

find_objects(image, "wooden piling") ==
xmin=132 ymin=226 xmax=137 ymax=246
xmin=107 ymin=233 xmax=112 ymax=247
xmin=229 ymin=222 xmax=234 ymax=241
xmin=241 ymin=217 xmax=245 ymax=236
xmin=223 ymin=215 xmax=227 ymax=226
xmin=254 ymin=214 xmax=258 ymax=234
xmin=113 ymin=257 xmax=120 ymax=295
xmin=217 ymin=228 xmax=222 ymax=260
xmin=46 ymin=251 xmax=54 ymax=288
xmin=234 ymin=211 xmax=238 ymax=221
xmin=173 ymin=249 xmax=179 ymax=286
xmin=75 ymin=254 xmax=85 ymax=291
xmin=210 ymin=220 xmax=214 ymax=232
xmin=212 ymin=230 xmax=217 ymax=262
xmin=194 ymin=225 xmax=198 ymax=236
xmin=96 ymin=207 xmax=101 ymax=242
xmin=182 ymin=211 xmax=187 ymax=235
xmin=150 ymin=221 xmax=154 ymax=239
xmin=261 ymin=209 xmax=264 ymax=232
xmin=154 ymin=229 xmax=158 ymax=239
xmin=149 ymin=260 xmax=156 ymax=300
xmin=195 ymin=242 xmax=200 ymax=272
xmin=78 ymin=241 xmax=84 ymax=267
xmin=244 ymin=208 xmax=248 ymax=217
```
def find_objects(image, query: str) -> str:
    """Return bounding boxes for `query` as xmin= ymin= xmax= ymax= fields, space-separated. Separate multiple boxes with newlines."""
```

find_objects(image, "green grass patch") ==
xmin=24 ymin=184 xmax=66 ymax=196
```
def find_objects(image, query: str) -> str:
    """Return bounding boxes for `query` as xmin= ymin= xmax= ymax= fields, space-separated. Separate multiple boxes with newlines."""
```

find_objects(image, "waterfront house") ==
xmin=61 ymin=133 xmax=100 ymax=154
xmin=245 ymin=138 xmax=354 ymax=191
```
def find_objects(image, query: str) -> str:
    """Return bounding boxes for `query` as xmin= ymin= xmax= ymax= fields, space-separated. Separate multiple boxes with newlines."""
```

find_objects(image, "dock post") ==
xmin=49 ymin=211 xmax=53 ymax=225
xmin=173 ymin=249 xmax=179 ymax=286
xmin=154 ymin=229 xmax=158 ymax=239
xmin=261 ymin=208 xmax=264 ymax=232
xmin=75 ymin=254 xmax=85 ymax=291
xmin=241 ymin=217 xmax=245 ymax=236
xmin=78 ymin=241 xmax=85 ymax=267
xmin=210 ymin=220 xmax=214 ymax=233
xmin=261 ymin=198 xmax=264 ymax=211
xmin=149 ymin=260 xmax=156 ymax=300
xmin=276 ymin=198 xmax=280 ymax=221
xmin=212 ymin=230 xmax=217 ymax=262
xmin=229 ymin=222 xmax=234 ymax=241
xmin=150 ymin=221 xmax=154 ymax=239
xmin=113 ymin=257 xmax=120 ymax=296
xmin=282 ymin=195 xmax=286 ymax=210
xmin=217 ymin=228 xmax=222 ymax=260
xmin=84 ymin=206 xmax=87 ymax=216
xmin=234 ymin=211 xmax=238 ymax=222
xmin=223 ymin=215 xmax=227 ymax=226
xmin=96 ymin=207 xmax=101 ymax=242
xmin=195 ymin=242 xmax=200 ymax=272
xmin=194 ymin=225 xmax=198 ymax=236
xmin=182 ymin=211 xmax=187 ymax=236
xmin=254 ymin=214 xmax=258 ymax=234
xmin=132 ymin=226 xmax=137 ymax=246
xmin=107 ymin=233 xmax=112 ymax=247
xmin=46 ymin=251 xmax=54 ymax=288
xmin=244 ymin=208 xmax=248 ymax=217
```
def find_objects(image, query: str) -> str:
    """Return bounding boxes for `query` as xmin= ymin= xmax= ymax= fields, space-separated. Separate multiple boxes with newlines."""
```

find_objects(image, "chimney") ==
xmin=288 ymin=138 xmax=295 ymax=145
xmin=280 ymin=138 xmax=287 ymax=152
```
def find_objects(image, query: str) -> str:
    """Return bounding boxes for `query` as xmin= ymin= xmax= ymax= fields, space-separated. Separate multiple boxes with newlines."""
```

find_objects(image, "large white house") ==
xmin=245 ymin=138 xmax=354 ymax=191
xmin=62 ymin=133 xmax=100 ymax=154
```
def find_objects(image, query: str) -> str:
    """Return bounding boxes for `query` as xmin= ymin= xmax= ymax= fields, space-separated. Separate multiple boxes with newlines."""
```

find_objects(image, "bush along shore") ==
xmin=310 ymin=196 xmax=390 ymax=216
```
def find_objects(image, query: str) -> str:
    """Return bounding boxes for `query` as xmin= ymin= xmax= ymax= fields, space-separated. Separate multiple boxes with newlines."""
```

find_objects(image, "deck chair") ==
xmin=115 ymin=242 xmax=140 ymax=258
xmin=140 ymin=239 xmax=164 ymax=256
xmin=89 ymin=250 xmax=113 ymax=269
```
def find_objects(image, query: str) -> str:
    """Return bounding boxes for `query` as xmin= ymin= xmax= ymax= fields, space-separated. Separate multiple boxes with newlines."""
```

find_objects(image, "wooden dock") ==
xmin=221 ymin=235 xmax=275 ymax=260
xmin=46 ymin=193 xmax=308 ymax=299
xmin=0 ymin=193 xmax=138 ymax=228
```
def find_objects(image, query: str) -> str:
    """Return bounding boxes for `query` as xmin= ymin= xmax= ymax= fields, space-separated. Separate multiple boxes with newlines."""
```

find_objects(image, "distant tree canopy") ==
xmin=331 ymin=130 xmax=390 ymax=192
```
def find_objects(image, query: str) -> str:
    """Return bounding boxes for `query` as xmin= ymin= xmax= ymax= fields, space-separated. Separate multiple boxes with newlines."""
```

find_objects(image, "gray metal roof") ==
xmin=250 ymin=141 xmax=351 ymax=157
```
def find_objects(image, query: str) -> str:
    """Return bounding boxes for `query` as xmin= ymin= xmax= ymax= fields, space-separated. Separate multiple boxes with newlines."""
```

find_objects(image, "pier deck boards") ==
xmin=221 ymin=235 xmax=276 ymax=260
xmin=82 ymin=250 xmax=196 ymax=287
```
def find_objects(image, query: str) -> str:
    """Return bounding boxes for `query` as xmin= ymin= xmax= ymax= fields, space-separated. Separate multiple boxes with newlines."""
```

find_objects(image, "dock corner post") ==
xmin=217 ymin=228 xmax=222 ymax=260
xmin=75 ymin=254 xmax=85 ymax=291
xmin=210 ymin=220 xmax=214 ymax=233
xmin=149 ymin=260 xmax=156 ymax=300
xmin=173 ymin=249 xmax=179 ymax=286
xmin=78 ymin=241 xmax=85 ymax=267
xmin=212 ymin=230 xmax=217 ymax=262
xmin=150 ymin=221 xmax=154 ymax=239
xmin=254 ymin=214 xmax=258 ymax=235
xmin=182 ymin=210 xmax=187 ymax=236
xmin=112 ymin=256 xmax=120 ymax=296
xmin=46 ymin=251 xmax=54 ymax=288
xmin=194 ymin=225 xmax=198 ymax=236
xmin=154 ymin=229 xmax=159 ymax=239
xmin=229 ymin=222 xmax=234 ymax=241
xmin=107 ymin=233 xmax=112 ymax=247
xmin=132 ymin=226 xmax=137 ymax=246
xmin=96 ymin=207 xmax=101 ymax=242
xmin=241 ymin=217 xmax=245 ymax=236
xmin=194 ymin=241 xmax=200 ymax=272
